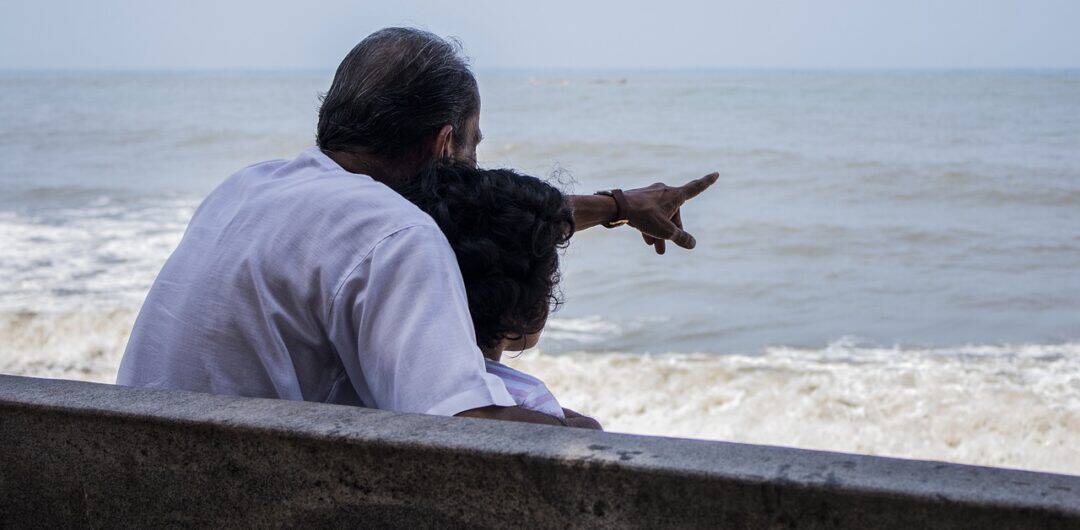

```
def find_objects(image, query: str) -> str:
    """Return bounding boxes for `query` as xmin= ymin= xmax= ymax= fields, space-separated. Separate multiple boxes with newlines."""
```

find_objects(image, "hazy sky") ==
xmin=2 ymin=0 xmax=1078 ymax=70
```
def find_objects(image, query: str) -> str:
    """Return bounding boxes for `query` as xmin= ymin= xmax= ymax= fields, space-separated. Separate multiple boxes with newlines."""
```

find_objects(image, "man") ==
xmin=117 ymin=27 xmax=717 ymax=428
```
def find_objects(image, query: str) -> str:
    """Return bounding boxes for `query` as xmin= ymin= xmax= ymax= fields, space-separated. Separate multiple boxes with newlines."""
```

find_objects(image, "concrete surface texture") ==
xmin=0 ymin=374 xmax=1077 ymax=528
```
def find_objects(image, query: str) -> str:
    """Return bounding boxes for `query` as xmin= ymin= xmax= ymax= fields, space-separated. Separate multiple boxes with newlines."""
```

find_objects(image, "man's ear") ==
xmin=431 ymin=124 xmax=454 ymax=160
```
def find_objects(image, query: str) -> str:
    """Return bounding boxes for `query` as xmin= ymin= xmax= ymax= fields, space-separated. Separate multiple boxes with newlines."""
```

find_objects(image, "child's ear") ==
xmin=504 ymin=331 xmax=541 ymax=352
xmin=501 ymin=333 xmax=526 ymax=352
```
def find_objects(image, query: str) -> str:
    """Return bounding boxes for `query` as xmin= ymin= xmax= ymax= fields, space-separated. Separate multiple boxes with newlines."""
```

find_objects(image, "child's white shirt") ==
xmin=483 ymin=360 xmax=566 ymax=420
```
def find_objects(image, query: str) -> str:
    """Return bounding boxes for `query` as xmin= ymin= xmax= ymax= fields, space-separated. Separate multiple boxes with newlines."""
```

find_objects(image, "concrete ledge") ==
xmin=0 ymin=374 xmax=1077 ymax=528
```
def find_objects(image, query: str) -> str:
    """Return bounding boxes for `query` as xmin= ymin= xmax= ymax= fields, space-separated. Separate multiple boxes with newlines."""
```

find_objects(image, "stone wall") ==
xmin=0 ymin=374 xmax=1077 ymax=528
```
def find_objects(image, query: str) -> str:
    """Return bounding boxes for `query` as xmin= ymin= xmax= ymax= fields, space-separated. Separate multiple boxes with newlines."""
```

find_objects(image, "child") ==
xmin=399 ymin=160 xmax=580 ymax=424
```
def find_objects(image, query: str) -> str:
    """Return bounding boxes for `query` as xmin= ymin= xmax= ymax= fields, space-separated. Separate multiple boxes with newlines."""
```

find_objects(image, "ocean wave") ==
xmin=505 ymin=342 xmax=1080 ymax=475
xmin=2 ymin=307 xmax=1077 ymax=475
xmin=0 ymin=308 xmax=134 ymax=383
xmin=0 ymin=203 xmax=191 ymax=310
xmin=542 ymin=315 xmax=625 ymax=343
xmin=5 ymin=185 xmax=123 ymax=203
xmin=478 ymin=141 xmax=801 ymax=168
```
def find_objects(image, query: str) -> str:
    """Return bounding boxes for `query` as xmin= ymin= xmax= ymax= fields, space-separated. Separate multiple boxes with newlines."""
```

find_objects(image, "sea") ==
xmin=1 ymin=70 xmax=1078 ymax=474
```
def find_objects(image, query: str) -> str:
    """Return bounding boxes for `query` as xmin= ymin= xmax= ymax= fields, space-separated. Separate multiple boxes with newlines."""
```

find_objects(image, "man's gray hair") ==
xmin=317 ymin=27 xmax=479 ymax=158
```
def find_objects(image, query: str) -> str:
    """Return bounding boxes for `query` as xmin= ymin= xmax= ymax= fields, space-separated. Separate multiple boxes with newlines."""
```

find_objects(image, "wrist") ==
xmin=594 ymin=189 xmax=630 ymax=228
xmin=567 ymin=194 xmax=618 ymax=232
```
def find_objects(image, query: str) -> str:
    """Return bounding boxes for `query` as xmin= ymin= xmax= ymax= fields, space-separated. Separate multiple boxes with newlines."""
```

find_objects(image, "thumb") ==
xmin=650 ymin=219 xmax=697 ymax=250
xmin=670 ymin=227 xmax=697 ymax=250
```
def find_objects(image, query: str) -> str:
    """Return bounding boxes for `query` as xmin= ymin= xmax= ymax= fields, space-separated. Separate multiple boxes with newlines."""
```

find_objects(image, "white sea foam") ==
xmin=2 ymin=307 xmax=1077 ymax=475
xmin=542 ymin=316 xmax=624 ymax=343
xmin=0 ymin=308 xmax=134 ymax=383
xmin=504 ymin=343 xmax=1080 ymax=475
xmin=0 ymin=200 xmax=191 ymax=311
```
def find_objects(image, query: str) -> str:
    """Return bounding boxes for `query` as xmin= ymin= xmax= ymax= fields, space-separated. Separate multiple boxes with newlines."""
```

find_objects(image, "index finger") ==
xmin=679 ymin=172 xmax=719 ymax=202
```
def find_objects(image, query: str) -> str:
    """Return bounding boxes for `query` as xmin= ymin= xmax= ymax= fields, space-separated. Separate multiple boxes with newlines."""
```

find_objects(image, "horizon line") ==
xmin=1 ymin=66 xmax=1079 ymax=76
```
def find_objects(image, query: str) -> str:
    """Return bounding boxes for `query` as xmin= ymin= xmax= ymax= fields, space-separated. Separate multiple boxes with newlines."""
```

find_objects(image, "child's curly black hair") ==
xmin=399 ymin=160 xmax=574 ymax=350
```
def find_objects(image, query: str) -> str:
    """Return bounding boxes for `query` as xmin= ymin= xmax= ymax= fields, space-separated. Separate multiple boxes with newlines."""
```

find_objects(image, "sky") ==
xmin=1 ymin=0 xmax=1078 ymax=71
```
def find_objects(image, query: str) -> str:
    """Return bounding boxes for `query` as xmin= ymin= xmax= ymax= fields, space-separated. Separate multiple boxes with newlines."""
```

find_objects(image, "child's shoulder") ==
xmin=484 ymin=359 xmax=544 ymax=386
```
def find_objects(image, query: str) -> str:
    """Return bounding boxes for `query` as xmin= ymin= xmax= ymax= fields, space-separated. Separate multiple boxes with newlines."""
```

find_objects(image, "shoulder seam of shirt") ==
xmin=325 ymin=223 xmax=441 ymax=318
xmin=239 ymin=158 xmax=287 ymax=172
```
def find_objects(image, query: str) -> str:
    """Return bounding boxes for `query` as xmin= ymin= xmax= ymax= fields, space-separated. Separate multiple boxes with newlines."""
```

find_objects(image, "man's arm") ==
xmin=561 ymin=407 xmax=603 ymax=430
xmin=568 ymin=172 xmax=719 ymax=254
xmin=456 ymin=405 xmax=565 ymax=425
xmin=568 ymin=192 xmax=620 ymax=231
xmin=457 ymin=405 xmax=603 ymax=430
xmin=331 ymin=225 xmax=520 ymax=415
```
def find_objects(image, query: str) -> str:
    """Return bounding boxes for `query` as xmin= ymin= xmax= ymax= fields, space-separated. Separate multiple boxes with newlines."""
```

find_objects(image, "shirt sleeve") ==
xmin=326 ymin=224 xmax=516 ymax=415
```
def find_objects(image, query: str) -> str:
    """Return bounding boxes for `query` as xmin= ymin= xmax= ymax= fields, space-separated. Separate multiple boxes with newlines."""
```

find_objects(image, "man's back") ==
xmin=117 ymin=148 xmax=514 ymax=414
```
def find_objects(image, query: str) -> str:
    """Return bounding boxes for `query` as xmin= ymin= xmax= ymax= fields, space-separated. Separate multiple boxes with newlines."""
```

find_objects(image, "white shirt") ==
xmin=484 ymin=360 xmax=565 ymax=420
xmin=117 ymin=147 xmax=515 ymax=415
